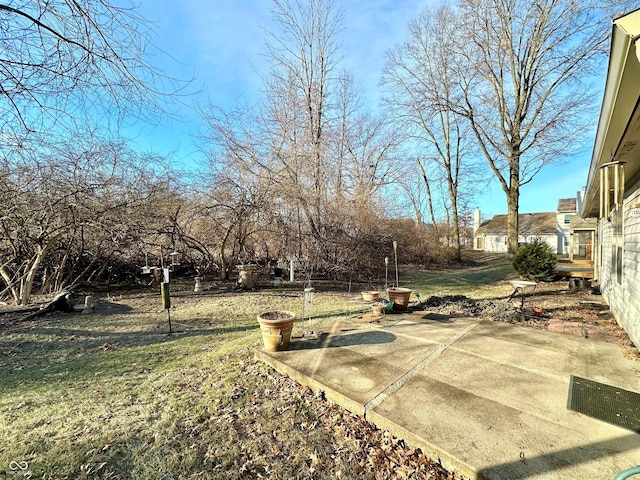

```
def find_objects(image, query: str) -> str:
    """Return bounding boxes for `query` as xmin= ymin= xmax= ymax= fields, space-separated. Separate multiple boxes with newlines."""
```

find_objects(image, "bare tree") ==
xmin=0 ymin=135 xmax=173 ymax=304
xmin=200 ymin=0 xmax=404 ymax=278
xmin=331 ymin=74 xmax=399 ymax=204
xmin=204 ymin=164 xmax=271 ymax=280
xmin=0 ymin=0 xmax=176 ymax=137
xmin=336 ymin=113 xmax=398 ymax=206
xmin=261 ymin=0 xmax=343 ymax=241
xmin=415 ymin=158 xmax=439 ymax=229
xmin=383 ymin=5 xmax=479 ymax=260
xmin=452 ymin=0 xmax=633 ymax=254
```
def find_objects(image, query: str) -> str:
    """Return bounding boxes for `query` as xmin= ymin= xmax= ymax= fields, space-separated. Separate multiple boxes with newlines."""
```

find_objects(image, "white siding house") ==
xmin=556 ymin=197 xmax=578 ymax=255
xmin=582 ymin=8 xmax=640 ymax=350
xmin=473 ymin=212 xmax=558 ymax=253
xmin=474 ymin=190 xmax=586 ymax=254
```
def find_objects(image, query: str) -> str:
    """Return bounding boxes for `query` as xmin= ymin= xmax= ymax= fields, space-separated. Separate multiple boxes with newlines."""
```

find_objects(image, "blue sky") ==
xmin=128 ymin=0 xmax=596 ymax=221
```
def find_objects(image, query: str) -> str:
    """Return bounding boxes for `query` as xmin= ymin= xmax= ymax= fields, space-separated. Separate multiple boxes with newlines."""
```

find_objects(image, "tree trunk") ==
xmin=0 ymin=265 xmax=20 ymax=304
xmin=417 ymin=158 xmax=438 ymax=231
xmin=219 ymin=227 xmax=233 ymax=281
xmin=448 ymin=187 xmax=462 ymax=261
xmin=506 ymin=180 xmax=520 ymax=256
xmin=20 ymin=247 xmax=46 ymax=305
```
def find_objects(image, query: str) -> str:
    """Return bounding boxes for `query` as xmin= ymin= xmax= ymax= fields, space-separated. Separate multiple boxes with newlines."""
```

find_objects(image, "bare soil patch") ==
xmin=415 ymin=281 xmax=640 ymax=361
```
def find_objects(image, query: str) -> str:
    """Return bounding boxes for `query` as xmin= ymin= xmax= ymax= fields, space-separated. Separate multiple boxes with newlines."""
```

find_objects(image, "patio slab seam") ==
xmin=449 ymin=345 xmax=570 ymax=382
xmin=255 ymin=314 xmax=640 ymax=480
xmin=363 ymin=319 xmax=481 ymax=414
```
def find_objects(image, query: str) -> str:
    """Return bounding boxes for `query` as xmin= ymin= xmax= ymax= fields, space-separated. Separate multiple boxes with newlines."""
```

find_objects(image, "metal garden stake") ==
xmin=303 ymin=285 xmax=314 ymax=337
xmin=385 ymin=257 xmax=389 ymax=290
xmin=393 ymin=241 xmax=399 ymax=287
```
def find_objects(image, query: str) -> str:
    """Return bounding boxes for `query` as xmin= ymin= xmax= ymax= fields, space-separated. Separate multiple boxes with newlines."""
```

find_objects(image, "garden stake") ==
xmin=393 ymin=241 xmax=399 ymax=287
xmin=303 ymin=285 xmax=314 ymax=337
xmin=161 ymin=281 xmax=172 ymax=334
xmin=384 ymin=257 xmax=389 ymax=290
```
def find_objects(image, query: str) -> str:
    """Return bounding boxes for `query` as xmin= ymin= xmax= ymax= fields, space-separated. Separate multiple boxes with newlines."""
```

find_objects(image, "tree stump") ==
xmin=23 ymin=292 xmax=74 ymax=321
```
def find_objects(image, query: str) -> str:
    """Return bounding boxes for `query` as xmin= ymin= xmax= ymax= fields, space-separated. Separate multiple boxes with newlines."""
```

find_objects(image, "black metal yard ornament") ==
xmin=160 ymin=249 xmax=173 ymax=334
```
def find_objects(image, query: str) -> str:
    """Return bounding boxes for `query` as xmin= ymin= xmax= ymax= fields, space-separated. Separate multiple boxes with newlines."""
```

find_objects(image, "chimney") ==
xmin=473 ymin=208 xmax=481 ymax=234
xmin=577 ymin=187 xmax=585 ymax=214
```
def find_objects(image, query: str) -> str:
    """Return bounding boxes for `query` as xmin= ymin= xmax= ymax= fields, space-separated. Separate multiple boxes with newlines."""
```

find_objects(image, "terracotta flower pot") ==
xmin=361 ymin=291 xmax=380 ymax=301
xmin=387 ymin=287 xmax=412 ymax=310
xmin=257 ymin=310 xmax=296 ymax=352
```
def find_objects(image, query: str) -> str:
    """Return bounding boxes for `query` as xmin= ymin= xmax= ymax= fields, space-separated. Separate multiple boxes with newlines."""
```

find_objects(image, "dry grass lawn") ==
xmin=1 ymin=282 xmax=457 ymax=479
xmin=1 ymin=258 xmax=637 ymax=479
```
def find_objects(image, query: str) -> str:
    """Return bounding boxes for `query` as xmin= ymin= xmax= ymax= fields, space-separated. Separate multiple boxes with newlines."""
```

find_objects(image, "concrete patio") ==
xmin=255 ymin=310 xmax=640 ymax=479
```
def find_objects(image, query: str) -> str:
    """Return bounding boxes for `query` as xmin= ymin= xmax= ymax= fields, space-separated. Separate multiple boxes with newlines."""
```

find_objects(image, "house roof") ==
xmin=557 ymin=198 xmax=577 ymax=213
xmin=583 ymin=8 xmax=640 ymax=217
xmin=475 ymin=212 xmax=557 ymax=236
xmin=570 ymin=216 xmax=597 ymax=230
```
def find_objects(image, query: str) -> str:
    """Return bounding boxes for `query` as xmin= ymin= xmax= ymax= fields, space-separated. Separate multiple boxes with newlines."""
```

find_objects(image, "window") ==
xmin=611 ymin=246 xmax=623 ymax=284
xmin=564 ymin=214 xmax=571 ymax=225
xmin=610 ymin=206 xmax=623 ymax=284
xmin=600 ymin=162 xmax=625 ymax=286
xmin=572 ymin=230 xmax=594 ymax=260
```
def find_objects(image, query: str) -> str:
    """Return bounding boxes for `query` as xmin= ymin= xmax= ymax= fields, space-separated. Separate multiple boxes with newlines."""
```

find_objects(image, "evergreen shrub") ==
xmin=511 ymin=238 xmax=557 ymax=282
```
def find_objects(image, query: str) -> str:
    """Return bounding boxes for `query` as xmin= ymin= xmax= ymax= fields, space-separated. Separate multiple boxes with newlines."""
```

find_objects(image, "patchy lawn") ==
xmin=1 ymin=258 xmax=637 ymax=479
xmin=0 ymin=284 xmax=457 ymax=479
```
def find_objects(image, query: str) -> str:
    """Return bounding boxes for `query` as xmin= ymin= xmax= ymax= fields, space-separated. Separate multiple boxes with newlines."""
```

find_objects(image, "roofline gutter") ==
xmin=582 ymin=16 xmax=639 ymax=217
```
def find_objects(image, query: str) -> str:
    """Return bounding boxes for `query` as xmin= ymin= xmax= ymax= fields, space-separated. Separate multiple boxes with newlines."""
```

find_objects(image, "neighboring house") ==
xmin=473 ymin=190 xmax=585 ymax=254
xmin=569 ymin=215 xmax=597 ymax=262
xmin=473 ymin=211 xmax=558 ymax=253
xmin=556 ymin=189 xmax=598 ymax=259
xmin=473 ymin=189 xmax=594 ymax=256
xmin=581 ymin=8 xmax=640 ymax=350
xmin=557 ymin=197 xmax=577 ymax=255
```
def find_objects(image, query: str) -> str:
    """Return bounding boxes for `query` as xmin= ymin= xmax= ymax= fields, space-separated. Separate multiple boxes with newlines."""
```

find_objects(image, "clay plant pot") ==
xmin=372 ymin=303 xmax=385 ymax=315
xmin=387 ymin=287 xmax=412 ymax=310
xmin=257 ymin=310 xmax=296 ymax=352
xmin=361 ymin=291 xmax=380 ymax=302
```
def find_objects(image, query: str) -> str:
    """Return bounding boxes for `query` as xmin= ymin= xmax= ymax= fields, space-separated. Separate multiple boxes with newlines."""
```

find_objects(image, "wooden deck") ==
xmin=554 ymin=260 xmax=594 ymax=279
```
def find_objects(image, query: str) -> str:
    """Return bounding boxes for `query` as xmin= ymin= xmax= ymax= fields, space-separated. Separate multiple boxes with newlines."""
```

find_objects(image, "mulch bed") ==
xmin=411 ymin=282 xmax=640 ymax=360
